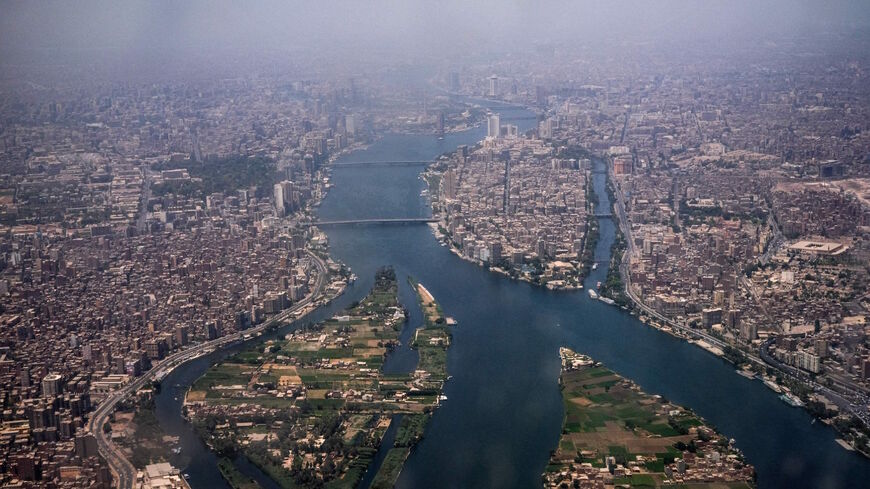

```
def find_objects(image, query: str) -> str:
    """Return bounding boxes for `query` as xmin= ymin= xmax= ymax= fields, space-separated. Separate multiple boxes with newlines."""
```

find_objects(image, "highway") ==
xmin=605 ymin=162 xmax=870 ymax=430
xmin=88 ymin=251 xmax=328 ymax=489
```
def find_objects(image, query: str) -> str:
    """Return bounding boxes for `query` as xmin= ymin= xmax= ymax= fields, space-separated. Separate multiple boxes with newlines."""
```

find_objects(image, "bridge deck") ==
xmin=330 ymin=160 xmax=431 ymax=167
xmin=305 ymin=218 xmax=437 ymax=227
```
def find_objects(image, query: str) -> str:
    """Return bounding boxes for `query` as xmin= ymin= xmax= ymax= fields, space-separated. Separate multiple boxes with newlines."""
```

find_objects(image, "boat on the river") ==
xmin=588 ymin=289 xmax=599 ymax=299
xmin=780 ymin=393 xmax=804 ymax=407
xmin=736 ymin=369 xmax=757 ymax=380
xmin=763 ymin=379 xmax=782 ymax=393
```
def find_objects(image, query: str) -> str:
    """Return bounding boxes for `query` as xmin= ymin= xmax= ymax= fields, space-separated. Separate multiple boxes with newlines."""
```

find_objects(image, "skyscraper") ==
xmin=42 ymin=373 xmax=63 ymax=398
xmin=442 ymin=169 xmax=457 ymax=199
xmin=487 ymin=113 xmax=500 ymax=139
xmin=273 ymin=182 xmax=285 ymax=216
xmin=448 ymin=72 xmax=460 ymax=92
xmin=345 ymin=114 xmax=356 ymax=136
xmin=488 ymin=75 xmax=498 ymax=97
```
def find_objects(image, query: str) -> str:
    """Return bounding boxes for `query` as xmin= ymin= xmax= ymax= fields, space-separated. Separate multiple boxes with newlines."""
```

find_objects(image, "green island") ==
xmin=545 ymin=348 xmax=755 ymax=489
xmin=218 ymin=457 xmax=263 ymax=489
xmin=185 ymin=267 xmax=452 ymax=489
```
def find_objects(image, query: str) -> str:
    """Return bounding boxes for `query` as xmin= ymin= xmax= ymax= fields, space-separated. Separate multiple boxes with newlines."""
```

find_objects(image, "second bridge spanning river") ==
xmin=304 ymin=217 xmax=438 ymax=227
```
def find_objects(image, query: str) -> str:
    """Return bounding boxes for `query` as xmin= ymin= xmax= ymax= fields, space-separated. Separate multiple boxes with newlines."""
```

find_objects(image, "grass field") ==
xmin=409 ymin=278 xmax=451 ymax=382
xmin=546 ymin=349 xmax=755 ymax=488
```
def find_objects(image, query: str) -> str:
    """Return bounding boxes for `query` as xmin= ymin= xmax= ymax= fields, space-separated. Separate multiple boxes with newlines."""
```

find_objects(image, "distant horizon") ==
xmin=2 ymin=0 xmax=869 ymax=71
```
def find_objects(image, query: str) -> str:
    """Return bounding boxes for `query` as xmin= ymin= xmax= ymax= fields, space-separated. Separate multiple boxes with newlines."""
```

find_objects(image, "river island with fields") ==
xmin=182 ymin=267 xmax=452 ymax=489
xmin=148 ymin=102 xmax=870 ymax=489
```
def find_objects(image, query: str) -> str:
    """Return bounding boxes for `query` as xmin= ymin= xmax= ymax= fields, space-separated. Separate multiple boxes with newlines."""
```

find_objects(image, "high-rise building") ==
xmin=274 ymin=180 xmax=297 ymax=216
xmin=442 ymin=169 xmax=457 ymax=199
xmin=487 ymin=113 xmax=500 ymax=139
xmin=42 ymin=373 xmax=63 ymax=397
xmin=174 ymin=325 xmax=189 ymax=347
xmin=488 ymin=75 xmax=498 ymax=97
xmin=273 ymin=182 xmax=285 ymax=217
xmin=448 ymin=72 xmax=460 ymax=92
xmin=345 ymin=114 xmax=356 ymax=136
xmin=503 ymin=160 xmax=511 ymax=215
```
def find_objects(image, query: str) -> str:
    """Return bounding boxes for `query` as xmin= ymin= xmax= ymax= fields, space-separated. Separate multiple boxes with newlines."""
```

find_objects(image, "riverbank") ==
xmin=157 ymin=101 xmax=870 ymax=489
xmin=89 ymin=247 xmax=337 ymax=489
xmin=545 ymin=348 xmax=755 ymax=488
xmin=183 ymin=268 xmax=454 ymax=489
xmin=602 ymin=157 xmax=870 ymax=459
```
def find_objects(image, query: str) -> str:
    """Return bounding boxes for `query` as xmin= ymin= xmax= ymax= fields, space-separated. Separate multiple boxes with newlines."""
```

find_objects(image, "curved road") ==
xmin=88 ymin=251 xmax=329 ymax=489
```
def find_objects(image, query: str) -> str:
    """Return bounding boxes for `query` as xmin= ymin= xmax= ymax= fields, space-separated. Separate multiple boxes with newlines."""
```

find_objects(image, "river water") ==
xmin=154 ymin=103 xmax=870 ymax=488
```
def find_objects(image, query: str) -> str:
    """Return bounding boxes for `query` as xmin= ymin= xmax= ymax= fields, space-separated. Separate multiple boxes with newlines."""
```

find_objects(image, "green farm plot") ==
xmin=545 ymin=349 xmax=755 ymax=488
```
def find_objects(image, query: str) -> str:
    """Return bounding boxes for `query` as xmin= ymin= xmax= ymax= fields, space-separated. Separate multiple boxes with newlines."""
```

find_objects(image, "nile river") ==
xmin=154 ymin=103 xmax=870 ymax=488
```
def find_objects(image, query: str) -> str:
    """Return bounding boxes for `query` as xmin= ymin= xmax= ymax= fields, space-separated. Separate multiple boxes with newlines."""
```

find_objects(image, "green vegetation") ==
xmin=393 ymin=414 xmax=428 ymax=447
xmin=218 ymin=458 xmax=263 ymax=489
xmin=369 ymin=448 xmax=407 ymax=489
xmin=189 ymin=269 xmax=452 ymax=489
xmin=598 ymin=177 xmax=630 ymax=306
xmin=153 ymin=155 xmax=277 ymax=199
xmin=408 ymin=277 xmax=451 ymax=381
xmin=546 ymin=350 xmax=754 ymax=488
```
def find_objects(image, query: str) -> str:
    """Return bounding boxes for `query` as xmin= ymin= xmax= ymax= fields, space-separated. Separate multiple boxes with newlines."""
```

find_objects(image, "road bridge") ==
xmin=330 ymin=160 xmax=430 ymax=167
xmin=305 ymin=218 xmax=437 ymax=227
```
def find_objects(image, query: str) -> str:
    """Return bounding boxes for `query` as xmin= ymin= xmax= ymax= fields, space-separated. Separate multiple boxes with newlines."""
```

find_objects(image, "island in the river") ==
xmin=183 ymin=267 xmax=452 ymax=488
xmin=545 ymin=348 xmax=755 ymax=488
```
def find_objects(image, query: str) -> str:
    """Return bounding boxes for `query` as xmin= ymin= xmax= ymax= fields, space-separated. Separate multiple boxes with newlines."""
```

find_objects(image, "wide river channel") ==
xmin=153 ymin=102 xmax=870 ymax=489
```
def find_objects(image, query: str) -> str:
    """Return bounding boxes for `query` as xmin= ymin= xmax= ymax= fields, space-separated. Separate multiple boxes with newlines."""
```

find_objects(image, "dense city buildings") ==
xmin=427 ymin=130 xmax=595 ymax=289
xmin=2 ymin=2 xmax=870 ymax=487
xmin=487 ymin=38 xmax=870 ymax=454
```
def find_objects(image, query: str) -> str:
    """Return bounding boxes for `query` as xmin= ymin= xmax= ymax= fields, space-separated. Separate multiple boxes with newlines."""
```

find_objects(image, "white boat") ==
xmin=592 ymin=263 xmax=598 ymax=270
xmin=599 ymin=297 xmax=616 ymax=305
xmin=588 ymin=289 xmax=599 ymax=299
xmin=438 ymin=395 xmax=448 ymax=402
xmin=736 ymin=369 xmax=756 ymax=380
xmin=780 ymin=393 xmax=804 ymax=407
xmin=763 ymin=380 xmax=782 ymax=393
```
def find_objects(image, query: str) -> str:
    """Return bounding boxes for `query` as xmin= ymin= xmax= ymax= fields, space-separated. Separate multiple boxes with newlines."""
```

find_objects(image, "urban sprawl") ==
xmin=1 ymin=34 xmax=869 ymax=488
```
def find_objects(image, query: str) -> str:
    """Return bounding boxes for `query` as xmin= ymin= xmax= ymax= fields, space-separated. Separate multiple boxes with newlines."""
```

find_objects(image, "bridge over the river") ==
xmin=304 ymin=218 xmax=438 ymax=227
xmin=330 ymin=160 xmax=431 ymax=168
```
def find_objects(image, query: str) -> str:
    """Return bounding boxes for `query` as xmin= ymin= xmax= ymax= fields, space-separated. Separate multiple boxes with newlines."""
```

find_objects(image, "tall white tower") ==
xmin=487 ymin=113 xmax=501 ymax=139
xmin=273 ymin=183 xmax=285 ymax=216
xmin=488 ymin=75 xmax=498 ymax=97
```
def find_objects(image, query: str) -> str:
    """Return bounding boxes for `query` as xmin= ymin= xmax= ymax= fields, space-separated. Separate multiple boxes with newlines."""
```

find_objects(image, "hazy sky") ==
xmin=2 ymin=1 xmax=869 ymax=63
